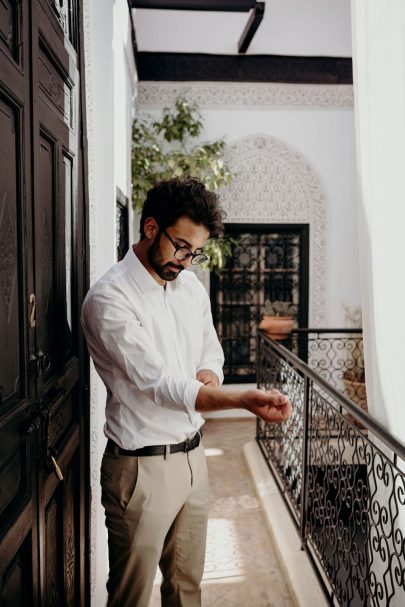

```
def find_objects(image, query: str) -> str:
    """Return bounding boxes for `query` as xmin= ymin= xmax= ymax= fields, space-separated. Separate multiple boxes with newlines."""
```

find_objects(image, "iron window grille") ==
xmin=210 ymin=224 xmax=309 ymax=383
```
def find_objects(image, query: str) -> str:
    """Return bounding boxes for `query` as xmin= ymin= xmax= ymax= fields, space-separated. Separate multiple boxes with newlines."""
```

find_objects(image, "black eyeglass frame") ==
xmin=163 ymin=230 xmax=208 ymax=265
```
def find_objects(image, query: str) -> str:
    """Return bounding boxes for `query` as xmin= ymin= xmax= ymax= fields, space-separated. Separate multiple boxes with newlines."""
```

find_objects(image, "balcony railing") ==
xmin=256 ymin=329 xmax=405 ymax=607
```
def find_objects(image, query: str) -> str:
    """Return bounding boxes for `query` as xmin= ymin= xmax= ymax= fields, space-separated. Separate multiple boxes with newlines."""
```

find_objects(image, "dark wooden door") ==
xmin=0 ymin=1 xmax=89 ymax=605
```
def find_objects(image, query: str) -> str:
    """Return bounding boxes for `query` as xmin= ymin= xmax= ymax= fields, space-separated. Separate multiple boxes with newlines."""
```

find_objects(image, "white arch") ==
xmin=220 ymin=133 xmax=327 ymax=325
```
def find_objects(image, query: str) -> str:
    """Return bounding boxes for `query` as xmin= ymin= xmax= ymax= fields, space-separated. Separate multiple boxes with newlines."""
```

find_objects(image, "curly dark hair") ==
xmin=139 ymin=177 xmax=226 ymax=239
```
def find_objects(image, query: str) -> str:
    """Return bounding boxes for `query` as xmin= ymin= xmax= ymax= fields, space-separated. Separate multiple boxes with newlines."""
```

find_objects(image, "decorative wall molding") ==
xmin=219 ymin=134 xmax=327 ymax=325
xmin=138 ymin=81 xmax=353 ymax=110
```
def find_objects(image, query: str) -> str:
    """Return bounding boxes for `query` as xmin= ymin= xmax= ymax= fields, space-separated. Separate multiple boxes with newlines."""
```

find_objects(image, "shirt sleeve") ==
xmin=81 ymin=290 xmax=203 ymax=416
xmin=194 ymin=278 xmax=225 ymax=386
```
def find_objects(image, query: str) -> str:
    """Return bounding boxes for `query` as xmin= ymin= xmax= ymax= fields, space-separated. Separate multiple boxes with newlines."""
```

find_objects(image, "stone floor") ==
xmin=150 ymin=419 xmax=294 ymax=607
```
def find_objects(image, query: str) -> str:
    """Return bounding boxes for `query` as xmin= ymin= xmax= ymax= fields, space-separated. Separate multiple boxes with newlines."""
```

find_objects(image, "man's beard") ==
xmin=147 ymin=233 xmax=184 ymax=281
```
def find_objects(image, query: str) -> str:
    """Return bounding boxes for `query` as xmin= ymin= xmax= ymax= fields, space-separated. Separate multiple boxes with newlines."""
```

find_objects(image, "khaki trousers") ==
xmin=100 ymin=441 xmax=209 ymax=607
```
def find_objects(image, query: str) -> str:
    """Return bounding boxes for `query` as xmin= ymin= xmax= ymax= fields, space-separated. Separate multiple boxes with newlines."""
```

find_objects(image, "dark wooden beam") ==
xmin=238 ymin=2 xmax=265 ymax=53
xmin=127 ymin=0 xmax=139 ymax=73
xmin=130 ymin=0 xmax=255 ymax=10
xmin=137 ymin=52 xmax=353 ymax=84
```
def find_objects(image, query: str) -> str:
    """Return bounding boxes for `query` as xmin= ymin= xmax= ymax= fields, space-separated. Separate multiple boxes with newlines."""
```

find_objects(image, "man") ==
xmin=81 ymin=177 xmax=292 ymax=607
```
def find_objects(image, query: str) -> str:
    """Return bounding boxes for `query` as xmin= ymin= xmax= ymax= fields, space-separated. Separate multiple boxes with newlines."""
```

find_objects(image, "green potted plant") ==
xmin=258 ymin=300 xmax=297 ymax=340
xmin=132 ymin=97 xmax=233 ymax=273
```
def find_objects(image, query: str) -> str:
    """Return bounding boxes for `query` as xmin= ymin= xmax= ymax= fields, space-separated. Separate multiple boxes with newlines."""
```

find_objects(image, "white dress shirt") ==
xmin=81 ymin=248 xmax=224 ymax=449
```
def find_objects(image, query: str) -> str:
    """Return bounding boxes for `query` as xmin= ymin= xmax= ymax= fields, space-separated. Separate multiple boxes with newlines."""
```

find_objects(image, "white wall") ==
xmin=205 ymin=107 xmax=358 ymax=327
xmin=83 ymin=3 xmax=114 ymax=603
xmin=138 ymin=82 xmax=360 ymax=327
xmin=133 ymin=0 xmax=352 ymax=56
xmin=83 ymin=0 xmax=137 ymax=604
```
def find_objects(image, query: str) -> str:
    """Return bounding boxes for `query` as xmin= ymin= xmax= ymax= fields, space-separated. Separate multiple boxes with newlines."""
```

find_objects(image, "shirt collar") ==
xmin=123 ymin=248 xmax=183 ymax=294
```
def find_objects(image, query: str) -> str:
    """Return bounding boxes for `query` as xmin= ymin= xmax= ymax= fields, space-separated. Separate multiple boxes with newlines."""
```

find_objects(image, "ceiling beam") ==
xmin=238 ymin=1 xmax=264 ymax=53
xmin=137 ymin=52 xmax=353 ymax=84
xmin=130 ymin=1 xmax=256 ymax=11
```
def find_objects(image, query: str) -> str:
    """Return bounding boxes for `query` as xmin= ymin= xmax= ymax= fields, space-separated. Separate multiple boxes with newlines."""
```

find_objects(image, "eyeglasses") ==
xmin=163 ymin=230 xmax=208 ymax=265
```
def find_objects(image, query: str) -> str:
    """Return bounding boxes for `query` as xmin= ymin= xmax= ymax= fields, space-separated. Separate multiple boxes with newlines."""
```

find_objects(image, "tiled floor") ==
xmin=150 ymin=419 xmax=294 ymax=607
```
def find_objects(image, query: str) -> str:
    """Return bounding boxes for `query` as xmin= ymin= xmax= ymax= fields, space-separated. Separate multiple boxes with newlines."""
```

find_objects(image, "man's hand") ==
xmin=244 ymin=388 xmax=292 ymax=424
xmin=196 ymin=369 xmax=220 ymax=388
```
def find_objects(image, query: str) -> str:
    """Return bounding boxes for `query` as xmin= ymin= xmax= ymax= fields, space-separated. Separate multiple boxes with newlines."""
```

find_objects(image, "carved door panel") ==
xmin=0 ymin=0 xmax=39 ymax=603
xmin=0 ymin=0 xmax=89 ymax=604
xmin=32 ymin=1 xmax=86 ymax=604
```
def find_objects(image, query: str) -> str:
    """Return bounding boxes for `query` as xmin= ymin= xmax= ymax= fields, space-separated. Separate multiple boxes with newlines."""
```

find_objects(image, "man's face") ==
xmin=147 ymin=216 xmax=209 ymax=282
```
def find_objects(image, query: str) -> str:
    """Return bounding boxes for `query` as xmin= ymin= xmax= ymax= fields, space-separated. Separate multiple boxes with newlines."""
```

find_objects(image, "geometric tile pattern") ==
xmin=150 ymin=419 xmax=293 ymax=606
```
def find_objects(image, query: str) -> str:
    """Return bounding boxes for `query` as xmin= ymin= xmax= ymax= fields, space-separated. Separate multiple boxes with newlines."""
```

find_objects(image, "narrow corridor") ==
xmin=150 ymin=419 xmax=294 ymax=607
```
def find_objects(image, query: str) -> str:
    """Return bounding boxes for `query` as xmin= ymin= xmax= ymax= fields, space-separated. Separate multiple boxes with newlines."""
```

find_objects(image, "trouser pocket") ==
xmin=100 ymin=451 xmax=140 ymax=513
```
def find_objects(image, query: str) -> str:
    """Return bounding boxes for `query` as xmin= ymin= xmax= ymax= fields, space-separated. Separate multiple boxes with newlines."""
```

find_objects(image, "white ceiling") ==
xmin=133 ymin=0 xmax=352 ymax=57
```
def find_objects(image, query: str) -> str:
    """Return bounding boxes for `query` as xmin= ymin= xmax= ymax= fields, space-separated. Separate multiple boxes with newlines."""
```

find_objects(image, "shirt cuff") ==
xmin=184 ymin=378 xmax=204 ymax=427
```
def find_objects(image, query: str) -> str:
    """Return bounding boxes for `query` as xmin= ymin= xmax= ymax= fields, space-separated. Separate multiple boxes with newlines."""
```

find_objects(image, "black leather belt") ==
xmin=106 ymin=432 xmax=201 ymax=457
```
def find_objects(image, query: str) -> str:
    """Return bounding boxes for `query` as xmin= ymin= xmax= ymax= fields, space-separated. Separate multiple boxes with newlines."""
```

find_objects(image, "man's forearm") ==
xmin=195 ymin=384 xmax=293 ymax=424
xmin=195 ymin=385 xmax=244 ymax=412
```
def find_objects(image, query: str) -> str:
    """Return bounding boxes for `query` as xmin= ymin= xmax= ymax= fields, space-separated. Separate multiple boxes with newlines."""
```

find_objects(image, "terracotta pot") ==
xmin=259 ymin=315 xmax=294 ymax=340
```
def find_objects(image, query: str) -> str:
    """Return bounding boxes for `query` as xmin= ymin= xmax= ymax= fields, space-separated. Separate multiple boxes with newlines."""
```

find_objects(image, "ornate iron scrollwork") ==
xmin=256 ymin=331 xmax=405 ymax=605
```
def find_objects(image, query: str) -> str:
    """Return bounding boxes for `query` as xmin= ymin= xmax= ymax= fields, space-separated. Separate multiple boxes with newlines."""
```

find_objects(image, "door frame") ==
xmin=77 ymin=1 xmax=91 ymax=603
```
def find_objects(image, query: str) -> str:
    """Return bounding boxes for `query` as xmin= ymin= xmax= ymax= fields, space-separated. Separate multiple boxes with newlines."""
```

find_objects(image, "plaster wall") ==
xmin=138 ymin=82 xmax=360 ymax=327
xmin=83 ymin=0 xmax=136 ymax=604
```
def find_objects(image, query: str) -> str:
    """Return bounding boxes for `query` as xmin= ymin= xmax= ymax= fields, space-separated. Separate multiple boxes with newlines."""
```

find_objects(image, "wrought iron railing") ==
xmin=283 ymin=329 xmax=367 ymax=422
xmin=256 ymin=329 xmax=405 ymax=606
